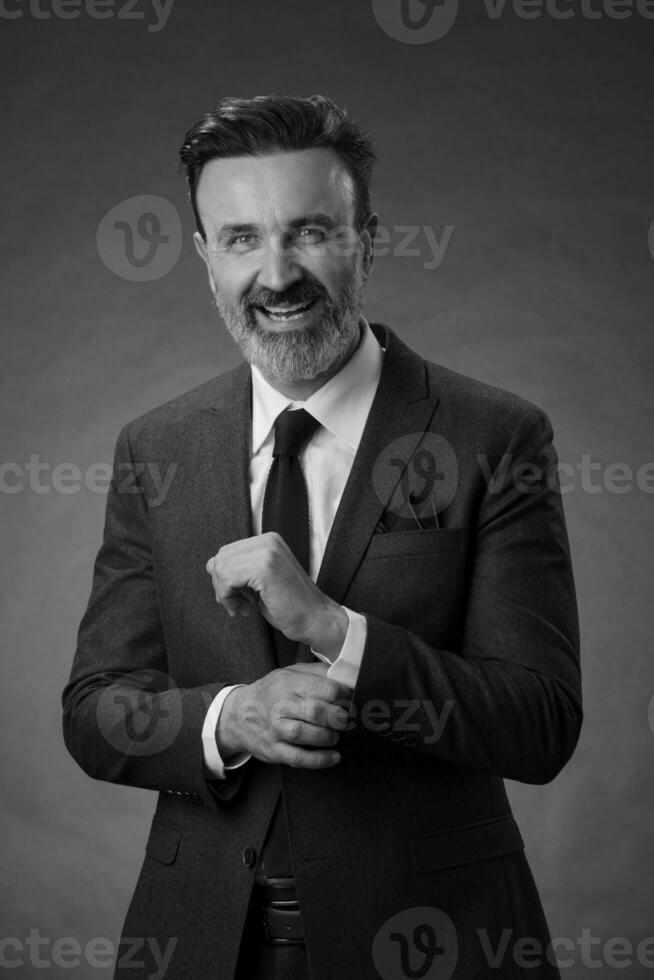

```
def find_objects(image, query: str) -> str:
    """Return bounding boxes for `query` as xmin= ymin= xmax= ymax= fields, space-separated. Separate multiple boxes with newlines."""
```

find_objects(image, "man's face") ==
xmin=194 ymin=148 xmax=375 ymax=383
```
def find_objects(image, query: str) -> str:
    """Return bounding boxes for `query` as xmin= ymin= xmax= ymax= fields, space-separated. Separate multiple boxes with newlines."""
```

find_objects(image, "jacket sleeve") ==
xmin=348 ymin=407 xmax=582 ymax=784
xmin=62 ymin=424 xmax=246 ymax=809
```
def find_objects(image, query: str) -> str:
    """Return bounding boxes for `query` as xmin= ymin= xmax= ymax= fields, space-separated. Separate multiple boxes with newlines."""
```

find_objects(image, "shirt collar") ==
xmin=251 ymin=316 xmax=384 ymax=455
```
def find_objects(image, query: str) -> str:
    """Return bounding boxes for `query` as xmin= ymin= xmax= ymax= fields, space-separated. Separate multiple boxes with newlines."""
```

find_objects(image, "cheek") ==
xmin=210 ymin=261 xmax=251 ymax=303
xmin=306 ymin=249 xmax=360 ymax=296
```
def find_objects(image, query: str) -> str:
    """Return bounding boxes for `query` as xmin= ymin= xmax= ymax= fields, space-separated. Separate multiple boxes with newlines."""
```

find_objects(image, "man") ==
xmin=63 ymin=95 xmax=582 ymax=980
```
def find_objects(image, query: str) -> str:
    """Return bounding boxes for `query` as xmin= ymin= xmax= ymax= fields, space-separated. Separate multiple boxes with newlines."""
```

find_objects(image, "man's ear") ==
xmin=193 ymin=231 xmax=209 ymax=267
xmin=360 ymin=212 xmax=379 ymax=279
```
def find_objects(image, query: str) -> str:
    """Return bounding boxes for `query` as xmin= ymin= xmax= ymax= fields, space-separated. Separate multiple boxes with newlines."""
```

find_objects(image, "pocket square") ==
xmin=375 ymin=509 xmax=442 ymax=533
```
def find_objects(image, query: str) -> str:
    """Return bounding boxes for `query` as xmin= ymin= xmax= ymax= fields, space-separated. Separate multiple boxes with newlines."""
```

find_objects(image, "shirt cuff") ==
xmin=202 ymin=684 xmax=252 ymax=779
xmin=311 ymin=607 xmax=366 ymax=690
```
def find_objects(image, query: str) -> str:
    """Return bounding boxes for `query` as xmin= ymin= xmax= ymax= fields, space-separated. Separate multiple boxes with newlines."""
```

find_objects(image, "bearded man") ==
xmin=63 ymin=94 xmax=582 ymax=980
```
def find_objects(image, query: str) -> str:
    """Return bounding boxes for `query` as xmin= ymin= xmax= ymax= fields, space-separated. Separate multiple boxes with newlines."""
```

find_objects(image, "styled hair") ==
xmin=178 ymin=94 xmax=377 ymax=239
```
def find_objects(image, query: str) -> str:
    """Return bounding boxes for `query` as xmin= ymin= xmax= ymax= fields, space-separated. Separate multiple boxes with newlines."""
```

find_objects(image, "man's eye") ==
xmin=228 ymin=234 xmax=257 ymax=249
xmin=295 ymin=227 xmax=327 ymax=244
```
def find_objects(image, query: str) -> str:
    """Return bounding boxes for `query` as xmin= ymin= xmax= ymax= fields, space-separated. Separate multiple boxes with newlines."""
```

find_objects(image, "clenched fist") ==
xmin=206 ymin=531 xmax=349 ymax=659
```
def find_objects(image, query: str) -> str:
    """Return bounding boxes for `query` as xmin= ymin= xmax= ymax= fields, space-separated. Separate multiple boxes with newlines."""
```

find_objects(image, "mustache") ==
xmin=244 ymin=280 xmax=329 ymax=309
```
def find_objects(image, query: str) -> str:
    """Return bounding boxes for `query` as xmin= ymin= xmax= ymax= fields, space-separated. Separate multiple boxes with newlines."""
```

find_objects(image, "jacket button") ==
xmin=242 ymin=847 xmax=257 ymax=868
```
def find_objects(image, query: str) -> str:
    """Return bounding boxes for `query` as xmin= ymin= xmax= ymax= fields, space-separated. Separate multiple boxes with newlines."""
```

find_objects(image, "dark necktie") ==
xmin=258 ymin=406 xmax=321 ymax=880
xmin=261 ymin=407 xmax=321 ymax=665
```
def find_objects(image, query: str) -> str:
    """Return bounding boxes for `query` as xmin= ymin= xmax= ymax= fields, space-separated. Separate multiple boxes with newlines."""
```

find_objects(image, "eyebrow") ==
xmin=287 ymin=213 xmax=338 ymax=231
xmin=216 ymin=222 xmax=258 ymax=241
xmin=216 ymin=213 xmax=339 ymax=240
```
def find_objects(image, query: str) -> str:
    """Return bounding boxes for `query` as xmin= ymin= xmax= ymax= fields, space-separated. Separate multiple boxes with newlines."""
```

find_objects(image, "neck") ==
xmin=257 ymin=322 xmax=363 ymax=401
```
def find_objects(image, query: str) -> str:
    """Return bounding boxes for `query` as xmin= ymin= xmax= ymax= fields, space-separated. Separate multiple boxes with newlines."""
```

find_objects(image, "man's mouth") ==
xmin=256 ymin=298 xmax=319 ymax=323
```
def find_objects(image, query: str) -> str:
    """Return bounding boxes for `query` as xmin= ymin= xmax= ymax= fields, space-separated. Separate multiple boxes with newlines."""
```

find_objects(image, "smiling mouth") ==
xmin=256 ymin=298 xmax=319 ymax=323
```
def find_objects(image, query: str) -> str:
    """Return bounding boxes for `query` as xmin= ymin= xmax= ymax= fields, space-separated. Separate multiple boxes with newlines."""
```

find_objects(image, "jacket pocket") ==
xmin=366 ymin=527 xmax=465 ymax=559
xmin=145 ymin=819 xmax=182 ymax=865
xmin=409 ymin=814 xmax=524 ymax=872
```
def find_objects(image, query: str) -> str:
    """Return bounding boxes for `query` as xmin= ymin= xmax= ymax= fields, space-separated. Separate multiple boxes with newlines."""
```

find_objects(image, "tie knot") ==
xmin=272 ymin=408 xmax=320 ymax=458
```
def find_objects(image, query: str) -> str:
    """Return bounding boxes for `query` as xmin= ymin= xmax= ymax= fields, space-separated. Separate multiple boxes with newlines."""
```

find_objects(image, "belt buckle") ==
xmin=261 ymin=899 xmax=305 ymax=945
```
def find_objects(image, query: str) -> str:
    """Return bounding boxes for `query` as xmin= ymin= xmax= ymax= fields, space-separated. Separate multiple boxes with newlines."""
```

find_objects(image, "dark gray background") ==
xmin=2 ymin=1 xmax=653 ymax=976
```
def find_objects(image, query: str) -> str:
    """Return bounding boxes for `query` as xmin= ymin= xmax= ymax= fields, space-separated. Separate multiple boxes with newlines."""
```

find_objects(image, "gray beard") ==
xmin=210 ymin=269 xmax=365 ymax=383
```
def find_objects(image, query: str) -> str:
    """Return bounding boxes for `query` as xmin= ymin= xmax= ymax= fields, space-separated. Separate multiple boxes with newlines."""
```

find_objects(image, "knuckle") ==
xmin=303 ymin=697 xmax=319 ymax=722
xmin=325 ymin=682 xmax=341 ymax=703
xmin=262 ymin=531 xmax=281 ymax=553
xmin=270 ymin=715 xmax=284 ymax=737
xmin=285 ymin=719 xmax=301 ymax=741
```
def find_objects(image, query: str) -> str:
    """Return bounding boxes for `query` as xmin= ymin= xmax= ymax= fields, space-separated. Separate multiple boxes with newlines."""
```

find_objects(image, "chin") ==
xmin=254 ymin=358 xmax=323 ymax=383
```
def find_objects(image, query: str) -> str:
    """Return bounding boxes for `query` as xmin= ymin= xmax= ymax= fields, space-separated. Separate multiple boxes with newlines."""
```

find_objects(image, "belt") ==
xmin=254 ymin=875 xmax=305 ymax=945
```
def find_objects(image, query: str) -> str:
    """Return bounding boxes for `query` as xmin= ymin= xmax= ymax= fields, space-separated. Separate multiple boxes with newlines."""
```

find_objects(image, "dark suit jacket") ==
xmin=63 ymin=322 xmax=582 ymax=980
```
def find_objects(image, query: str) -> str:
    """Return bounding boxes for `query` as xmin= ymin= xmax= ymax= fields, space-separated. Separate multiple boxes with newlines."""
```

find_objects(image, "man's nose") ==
xmin=256 ymin=238 xmax=303 ymax=295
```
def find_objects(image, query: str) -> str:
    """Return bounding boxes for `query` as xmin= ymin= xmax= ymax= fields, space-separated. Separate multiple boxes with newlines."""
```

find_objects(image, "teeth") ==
xmin=264 ymin=302 xmax=310 ymax=314
xmin=261 ymin=300 xmax=315 ymax=321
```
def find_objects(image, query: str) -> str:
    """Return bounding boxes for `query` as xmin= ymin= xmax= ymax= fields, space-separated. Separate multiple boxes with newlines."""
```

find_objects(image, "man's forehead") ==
xmin=195 ymin=147 xmax=356 ymax=224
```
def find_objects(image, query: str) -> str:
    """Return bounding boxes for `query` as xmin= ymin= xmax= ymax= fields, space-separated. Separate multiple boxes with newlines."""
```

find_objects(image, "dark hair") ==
xmin=179 ymin=94 xmax=377 ymax=239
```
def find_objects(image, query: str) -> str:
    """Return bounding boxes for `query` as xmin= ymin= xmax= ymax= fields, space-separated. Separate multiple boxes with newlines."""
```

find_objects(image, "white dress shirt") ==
xmin=202 ymin=317 xmax=384 ymax=777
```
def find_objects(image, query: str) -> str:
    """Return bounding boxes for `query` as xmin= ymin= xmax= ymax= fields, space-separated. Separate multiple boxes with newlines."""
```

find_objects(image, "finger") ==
xmin=210 ymin=562 xmax=253 ymax=618
xmin=277 ymin=717 xmax=341 ymax=748
xmin=218 ymin=595 xmax=240 ymax=618
xmin=216 ymin=590 xmax=248 ymax=618
xmin=293 ymin=696 xmax=351 ymax=731
xmin=307 ymin=677 xmax=352 ymax=706
xmin=205 ymin=557 xmax=236 ymax=613
xmin=285 ymin=664 xmax=351 ymax=704
xmin=274 ymin=743 xmax=341 ymax=770
xmin=234 ymin=588 xmax=258 ymax=618
xmin=207 ymin=551 xmax=259 ymax=610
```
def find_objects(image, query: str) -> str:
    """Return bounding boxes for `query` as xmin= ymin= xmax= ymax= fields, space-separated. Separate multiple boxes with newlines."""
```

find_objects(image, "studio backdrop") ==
xmin=1 ymin=1 xmax=653 ymax=977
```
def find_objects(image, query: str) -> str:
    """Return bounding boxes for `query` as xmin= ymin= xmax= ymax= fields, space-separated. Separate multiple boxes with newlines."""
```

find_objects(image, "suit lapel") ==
xmin=200 ymin=364 xmax=278 ymax=676
xmin=315 ymin=322 xmax=441 ymax=606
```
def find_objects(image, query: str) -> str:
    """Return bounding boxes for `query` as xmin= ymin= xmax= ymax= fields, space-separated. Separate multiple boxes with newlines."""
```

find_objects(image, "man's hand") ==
xmin=205 ymin=532 xmax=348 ymax=657
xmin=217 ymin=662 xmax=351 ymax=769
